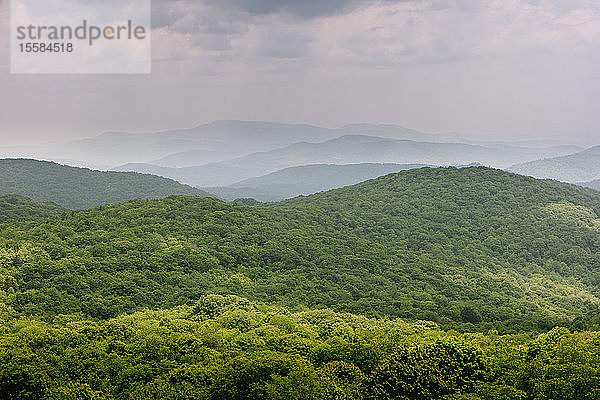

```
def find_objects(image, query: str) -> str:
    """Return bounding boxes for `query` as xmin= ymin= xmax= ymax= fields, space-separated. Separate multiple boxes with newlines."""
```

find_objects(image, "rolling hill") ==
xmin=115 ymin=135 xmax=562 ymax=187
xmin=205 ymin=163 xmax=432 ymax=201
xmin=509 ymin=145 xmax=600 ymax=182
xmin=0 ymin=159 xmax=211 ymax=209
xmin=2 ymin=167 xmax=600 ymax=333
xmin=0 ymin=194 xmax=66 ymax=222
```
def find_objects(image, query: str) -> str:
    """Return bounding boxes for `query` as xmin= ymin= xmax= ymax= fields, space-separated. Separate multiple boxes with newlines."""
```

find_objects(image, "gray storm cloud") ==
xmin=0 ymin=0 xmax=599 ymax=145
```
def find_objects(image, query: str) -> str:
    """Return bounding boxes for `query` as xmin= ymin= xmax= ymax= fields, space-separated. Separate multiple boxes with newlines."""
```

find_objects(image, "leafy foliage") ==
xmin=0 ymin=296 xmax=599 ymax=399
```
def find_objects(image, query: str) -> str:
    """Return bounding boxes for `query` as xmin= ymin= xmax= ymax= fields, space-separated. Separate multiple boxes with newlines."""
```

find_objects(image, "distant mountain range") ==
xmin=0 ymin=159 xmax=211 ymax=209
xmin=509 ymin=146 xmax=600 ymax=183
xmin=0 ymin=121 xmax=582 ymax=170
xmin=204 ymin=163 xmax=432 ymax=202
xmin=114 ymin=134 xmax=578 ymax=187
xmin=0 ymin=121 xmax=438 ymax=168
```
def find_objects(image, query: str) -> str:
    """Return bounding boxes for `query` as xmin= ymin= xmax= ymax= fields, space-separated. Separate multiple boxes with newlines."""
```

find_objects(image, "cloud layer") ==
xmin=1 ymin=0 xmax=599 ymax=145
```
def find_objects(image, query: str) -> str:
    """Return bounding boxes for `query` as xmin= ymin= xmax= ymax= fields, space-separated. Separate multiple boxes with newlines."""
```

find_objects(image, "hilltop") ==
xmin=0 ymin=158 xmax=211 ymax=209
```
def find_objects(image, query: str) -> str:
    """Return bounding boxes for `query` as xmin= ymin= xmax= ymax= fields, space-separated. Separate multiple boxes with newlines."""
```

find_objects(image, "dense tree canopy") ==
xmin=0 ymin=159 xmax=210 ymax=209
xmin=1 ymin=296 xmax=599 ymax=400
xmin=1 ymin=167 xmax=600 ymax=332
xmin=2 ymin=167 xmax=600 ymax=398
xmin=0 ymin=195 xmax=65 ymax=223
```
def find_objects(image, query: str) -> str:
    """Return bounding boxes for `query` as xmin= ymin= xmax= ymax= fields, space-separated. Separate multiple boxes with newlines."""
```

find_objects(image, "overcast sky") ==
xmin=0 ymin=0 xmax=599 ymax=145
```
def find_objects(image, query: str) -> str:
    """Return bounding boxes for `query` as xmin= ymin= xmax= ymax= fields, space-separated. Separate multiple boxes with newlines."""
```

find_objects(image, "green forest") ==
xmin=0 ymin=159 xmax=210 ymax=209
xmin=2 ymin=167 xmax=600 ymax=398
xmin=2 ymin=295 xmax=599 ymax=400
xmin=0 ymin=195 xmax=65 ymax=223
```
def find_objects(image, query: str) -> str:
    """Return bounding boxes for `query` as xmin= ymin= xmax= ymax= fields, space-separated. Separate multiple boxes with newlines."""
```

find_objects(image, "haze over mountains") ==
xmin=0 ymin=121 xmax=581 ymax=172
xmin=510 ymin=146 xmax=600 ymax=183
xmin=205 ymin=163 xmax=432 ymax=202
xmin=0 ymin=121 xmax=437 ymax=169
xmin=0 ymin=120 xmax=596 ymax=207
xmin=113 ymin=131 xmax=581 ymax=187
xmin=0 ymin=120 xmax=593 ymax=205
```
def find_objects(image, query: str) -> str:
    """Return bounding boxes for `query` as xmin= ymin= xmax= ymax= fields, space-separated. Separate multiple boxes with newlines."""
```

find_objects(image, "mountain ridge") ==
xmin=114 ymin=134 xmax=564 ymax=187
xmin=205 ymin=163 xmax=432 ymax=202
xmin=0 ymin=158 xmax=212 ymax=209
xmin=0 ymin=194 xmax=66 ymax=222
xmin=509 ymin=144 xmax=600 ymax=182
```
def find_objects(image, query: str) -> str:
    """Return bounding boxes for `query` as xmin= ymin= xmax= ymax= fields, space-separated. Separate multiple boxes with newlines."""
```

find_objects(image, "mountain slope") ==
xmin=206 ymin=163 xmax=431 ymax=201
xmin=579 ymin=178 xmax=600 ymax=192
xmin=115 ymin=135 xmax=552 ymax=187
xmin=0 ymin=159 xmax=211 ymax=209
xmin=0 ymin=194 xmax=65 ymax=222
xmin=2 ymin=167 xmax=600 ymax=332
xmin=509 ymin=145 xmax=600 ymax=182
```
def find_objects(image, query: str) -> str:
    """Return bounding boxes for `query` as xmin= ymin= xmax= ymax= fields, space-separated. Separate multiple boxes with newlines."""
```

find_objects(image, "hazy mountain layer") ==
xmin=509 ymin=145 xmax=600 ymax=182
xmin=115 ymin=135 xmax=572 ymax=187
xmin=205 ymin=163 xmax=431 ymax=201
xmin=0 ymin=159 xmax=211 ymax=209
xmin=579 ymin=179 xmax=600 ymax=192
xmin=0 ymin=121 xmax=433 ymax=168
xmin=1 ymin=121 xmax=580 ymax=170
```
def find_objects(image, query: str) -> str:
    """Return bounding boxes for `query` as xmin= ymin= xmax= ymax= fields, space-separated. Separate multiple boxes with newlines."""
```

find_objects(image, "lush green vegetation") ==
xmin=0 ymin=159 xmax=210 ymax=209
xmin=1 ymin=295 xmax=599 ymax=400
xmin=3 ymin=166 xmax=600 ymax=398
xmin=0 ymin=195 xmax=65 ymax=223
xmin=1 ymin=167 xmax=600 ymax=333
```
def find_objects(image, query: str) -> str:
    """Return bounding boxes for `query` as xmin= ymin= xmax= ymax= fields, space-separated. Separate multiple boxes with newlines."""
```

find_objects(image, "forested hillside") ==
xmin=2 ymin=167 xmax=600 ymax=333
xmin=0 ymin=195 xmax=65 ymax=222
xmin=3 ymin=167 xmax=600 ymax=399
xmin=0 ymin=159 xmax=211 ymax=209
